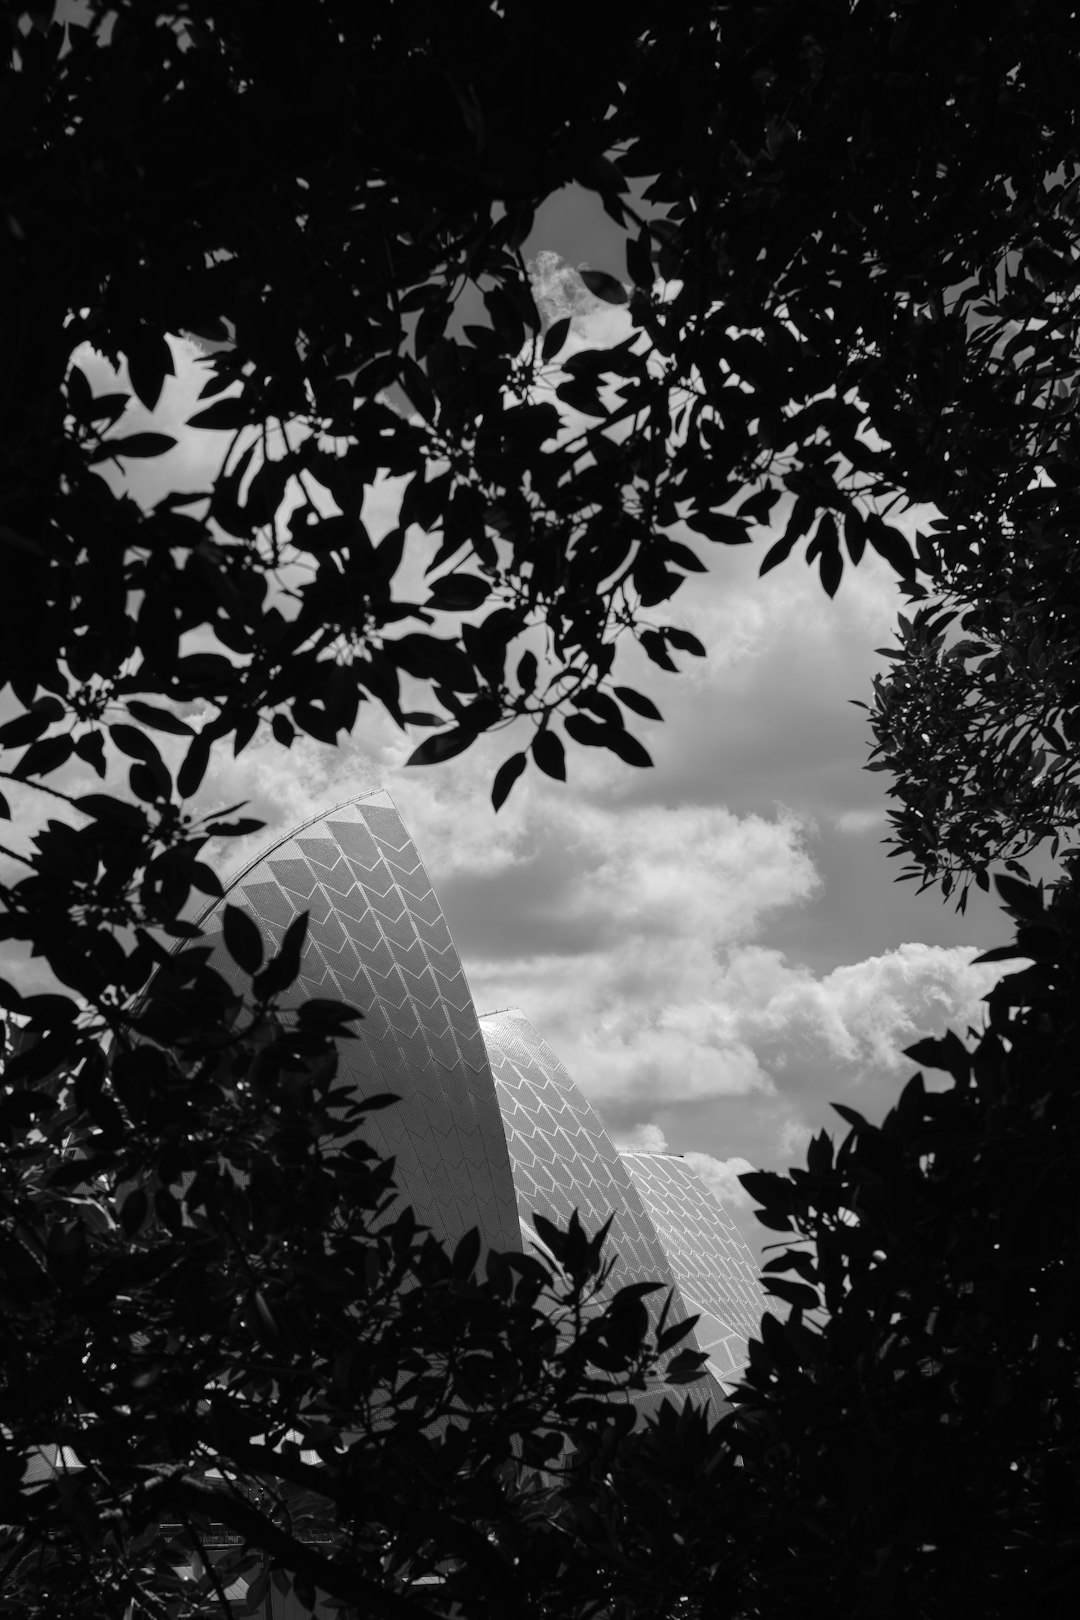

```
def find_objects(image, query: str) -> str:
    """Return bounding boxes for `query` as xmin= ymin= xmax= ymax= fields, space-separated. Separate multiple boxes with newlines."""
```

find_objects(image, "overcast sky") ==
xmin=2 ymin=185 xmax=1015 ymax=1264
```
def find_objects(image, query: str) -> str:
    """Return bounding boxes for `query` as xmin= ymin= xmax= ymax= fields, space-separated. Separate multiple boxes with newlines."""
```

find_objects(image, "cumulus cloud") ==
xmin=682 ymin=1151 xmax=757 ymax=1211
xmin=529 ymin=249 xmax=633 ymax=342
xmin=611 ymin=1122 xmax=756 ymax=1222
xmin=613 ymin=1122 xmax=669 ymax=1154
xmin=446 ymin=790 xmax=820 ymax=1111
xmin=5 ymin=234 xmax=1015 ymax=1276
xmin=718 ymin=940 xmax=1000 ymax=1078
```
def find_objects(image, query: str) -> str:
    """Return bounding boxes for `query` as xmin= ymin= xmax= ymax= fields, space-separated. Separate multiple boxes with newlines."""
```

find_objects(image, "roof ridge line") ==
xmin=194 ymin=788 xmax=394 ymax=924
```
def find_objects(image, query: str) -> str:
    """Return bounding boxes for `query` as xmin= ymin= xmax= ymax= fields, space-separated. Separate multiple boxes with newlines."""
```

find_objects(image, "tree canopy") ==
xmin=863 ymin=525 xmax=1080 ymax=908
xmin=0 ymin=945 xmax=710 ymax=1618
xmin=5 ymin=0 xmax=1080 ymax=1615
xmin=733 ymin=861 xmax=1080 ymax=1616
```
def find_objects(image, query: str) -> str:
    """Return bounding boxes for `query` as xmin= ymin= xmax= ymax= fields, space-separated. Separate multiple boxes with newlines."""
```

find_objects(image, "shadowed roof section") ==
xmin=479 ymin=1007 xmax=738 ymax=1418
xmin=198 ymin=791 xmax=521 ymax=1256
xmin=619 ymin=1152 xmax=775 ymax=1381
xmin=479 ymin=1007 xmax=680 ymax=1291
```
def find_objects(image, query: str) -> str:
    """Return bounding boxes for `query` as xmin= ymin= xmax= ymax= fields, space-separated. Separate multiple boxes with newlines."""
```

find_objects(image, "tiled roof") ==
xmin=619 ymin=1152 xmax=777 ymax=1379
xmin=480 ymin=1008 xmax=765 ymax=1410
xmin=480 ymin=1008 xmax=678 ymax=1295
xmin=199 ymin=791 xmax=521 ymax=1256
xmin=203 ymin=793 xmax=770 ymax=1399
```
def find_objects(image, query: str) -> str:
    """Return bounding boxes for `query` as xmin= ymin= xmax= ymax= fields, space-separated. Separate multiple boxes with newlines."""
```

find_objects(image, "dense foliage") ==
xmin=0 ymin=923 xmax=710 ymax=1619
xmin=864 ymin=537 xmax=1080 ymax=907
xmin=4 ymin=0 xmax=1080 ymax=1615
xmin=733 ymin=864 xmax=1080 ymax=1618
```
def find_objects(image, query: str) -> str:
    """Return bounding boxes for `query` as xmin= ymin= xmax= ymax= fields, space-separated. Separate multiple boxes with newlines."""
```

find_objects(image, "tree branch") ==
xmin=153 ymin=1475 xmax=440 ymax=1620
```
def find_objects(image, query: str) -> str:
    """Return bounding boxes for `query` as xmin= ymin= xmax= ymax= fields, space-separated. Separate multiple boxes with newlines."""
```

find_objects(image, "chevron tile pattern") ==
xmin=480 ymin=1008 xmax=742 ymax=1414
xmin=198 ymin=791 xmax=769 ymax=1402
xmin=479 ymin=1008 xmax=680 ymax=1289
xmin=199 ymin=791 xmax=521 ymax=1256
xmin=619 ymin=1152 xmax=776 ymax=1379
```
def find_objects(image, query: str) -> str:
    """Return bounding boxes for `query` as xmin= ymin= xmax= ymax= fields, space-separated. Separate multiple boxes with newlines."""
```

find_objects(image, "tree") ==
xmin=861 ymin=533 xmax=1080 ymax=909
xmin=732 ymin=862 xmax=1080 ymax=1618
xmin=6 ymin=0 xmax=1080 ymax=818
xmin=1 ymin=922 xmax=710 ymax=1619
xmin=6 ymin=1 xmax=1080 ymax=1615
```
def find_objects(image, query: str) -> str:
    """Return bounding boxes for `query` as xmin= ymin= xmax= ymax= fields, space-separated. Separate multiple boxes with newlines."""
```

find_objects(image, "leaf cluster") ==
xmin=0 ymin=919 xmax=707 ymax=1620
xmin=6 ymin=2 xmax=1080 ymax=1615
xmin=731 ymin=867 xmax=1080 ymax=1617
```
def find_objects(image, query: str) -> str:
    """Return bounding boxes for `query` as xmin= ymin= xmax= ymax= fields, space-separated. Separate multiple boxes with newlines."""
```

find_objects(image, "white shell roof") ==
xmin=480 ymin=1007 xmax=770 ymax=1393
xmin=199 ymin=791 xmax=521 ymax=1256
xmin=202 ymin=793 xmax=769 ymax=1399
xmin=620 ymin=1151 xmax=777 ymax=1380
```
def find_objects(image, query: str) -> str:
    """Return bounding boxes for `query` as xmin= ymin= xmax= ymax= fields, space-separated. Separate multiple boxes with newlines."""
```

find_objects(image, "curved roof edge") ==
xmin=619 ymin=1149 xmax=772 ymax=1380
xmin=195 ymin=787 xmax=395 ymax=926
xmin=479 ymin=1007 xmax=737 ymax=1417
xmin=194 ymin=793 xmax=522 ymax=1256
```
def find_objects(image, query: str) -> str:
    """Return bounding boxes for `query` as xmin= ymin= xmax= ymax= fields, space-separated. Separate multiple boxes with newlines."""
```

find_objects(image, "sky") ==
xmin=1 ymin=184 xmax=1018 ymax=1266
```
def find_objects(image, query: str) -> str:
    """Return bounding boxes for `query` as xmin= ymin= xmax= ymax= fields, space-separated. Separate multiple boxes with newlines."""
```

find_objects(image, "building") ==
xmin=15 ymin=789 xmax=773 ymax=1616
xmin=199 ymin=790 xmax=772 ymax=1412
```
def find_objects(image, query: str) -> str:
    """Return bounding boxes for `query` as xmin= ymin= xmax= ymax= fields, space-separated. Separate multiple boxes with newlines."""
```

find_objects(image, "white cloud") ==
xmin=4 ymin=265 xmax=1010 ymax=1232
xmin=452 ymin=793 xmax=820 ymax=1107
xmin=612 ymin=1126 xmax=756 ymax=1219
xmin=70 ymin=334 xmax=234 ymax=500
xmin=613 ymin=1122 xmax=669 ymax=1154
xmin=682 ymin=1151 xmax=757 ymax=1211
xmin=718 ymin=940 xmax=999 ymax=1077
xmin=529 ymin=250 xmax=634 ymax=344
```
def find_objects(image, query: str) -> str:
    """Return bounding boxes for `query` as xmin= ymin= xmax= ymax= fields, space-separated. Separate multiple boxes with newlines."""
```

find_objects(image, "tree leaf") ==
xmin=606 ymin=729 xmax=652 ymax=768
xmin=88 ymin=433 xmax=177 ymax=461
xmin=405 ymin=727 xmax=476 ymax=766
xmin=177 ymin=735 xmax=211 ymax=798
xmin=531 ymin=728 xmax=566 ymax=780
xmin=902 ymin=1029 xmax=971 ymax=1079
xmin=254 ymin=910 xmax=309 ymax=999
xmin=541 ymin=316 xmax=572 ymax=363
xmin=222 ymin=903 xmax=264 ymax=975
xmin=664 ymin=540 xmax=708 ymax=572
xmin=0 ymin=703 xmax=60 ymax=749
xmin=110 ymin=723 xmax=162 ymax=763
xmin=425 ymin=572 xmax=492 ymax=611
xmin=491 ymin=751 xmax=527 ymax=811
xmin=579 ymin=269 xmax=629 ymax=305
xmin=125 ymin=327 xmax=175 ymax=412
xmin=819 ymin=542 xmax=843 ymax=598
xmin=665 ymin=628 xmax=705 ymax=657
xmin=564 ymin=712 xmax=610 ymax=748
xmin=686 ymin=511 xmax=750 ymax=545
xmin=867 ymin=518 xmax=916 ymax=578
xmin=14 ymin=734 xmax=75 ymax=779
xmin=124 ymin=701 xmax=194 ymax=736
xmin=614 ymin=686 xmax=662 ymax=721
xmin=764 ymin=1277 xmax=821 ymax=1311
xmin=186 ymin=397 xmax=248 ymax=431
